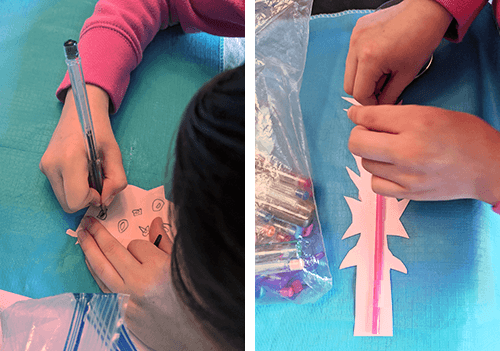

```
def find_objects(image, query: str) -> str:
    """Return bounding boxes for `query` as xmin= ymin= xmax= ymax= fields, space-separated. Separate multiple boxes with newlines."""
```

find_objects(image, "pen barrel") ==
xmin=88 ymin=157 xmax=104 ymax=195
xmin=255 ymin=258 xmax=304 ymax=275
xmin=255 ymin=195 xmax=315 ymax=228
xmin=255 ymin=241 xmax=303 ymax=275
xmin=65 ymin=58 xmax=96 ymax=151
xmin=65 ymin=40 xmax=103 ymax=195
xmin=255 ymin=241 xmax=298 ymax=261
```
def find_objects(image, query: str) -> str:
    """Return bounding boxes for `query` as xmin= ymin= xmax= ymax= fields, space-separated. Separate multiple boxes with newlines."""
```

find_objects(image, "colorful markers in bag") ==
xmin=255 ymin=223 xmax=296 ymax=244
xmin=256 ymin=153 xmax=312 ymax=190
xmin=256 ymin=197 xmax=314 ymax=228
xmin=255 ymin=242 xmax=304 ymax=275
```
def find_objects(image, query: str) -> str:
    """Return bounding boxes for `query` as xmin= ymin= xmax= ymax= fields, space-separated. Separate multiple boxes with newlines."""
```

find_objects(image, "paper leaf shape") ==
xmin=340 ymin=154 xmax=409 ymax=336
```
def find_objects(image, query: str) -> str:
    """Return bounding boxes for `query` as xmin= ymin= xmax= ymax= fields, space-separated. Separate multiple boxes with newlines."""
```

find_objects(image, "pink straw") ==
xmin=372 ymin=194 xmax=385 ymax=334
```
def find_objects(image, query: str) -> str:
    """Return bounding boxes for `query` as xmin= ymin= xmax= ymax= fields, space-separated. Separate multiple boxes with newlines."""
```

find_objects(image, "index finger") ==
xmin=62 ymin=156 xmax=100 ymax=212
xmin=81 ymin=216 xmax=140 ymax=280
xmin=348 ymin=125 xmax=400 ymax=163
xmin=344 ymin=47 xmax=357 ymax=96
xmin=347 ymin=105 xmax=407 ymax=134
xmin=352 ymin=60 xmax=383 ymax=106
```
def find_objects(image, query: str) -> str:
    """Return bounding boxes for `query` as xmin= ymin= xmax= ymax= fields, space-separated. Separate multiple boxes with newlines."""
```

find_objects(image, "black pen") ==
xmin=154 ymin=235 xmax=162 ymax=247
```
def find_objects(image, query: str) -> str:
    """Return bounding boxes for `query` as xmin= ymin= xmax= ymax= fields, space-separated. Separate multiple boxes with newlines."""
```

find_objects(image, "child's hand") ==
xmin=347 ymin=105 xmax=500 ymax=204
xmin=40 ymin=85 xmax=127 ymax=213
xmin=344 ymin=0 xmax=452 ymax=106
xmin=77 ymin=216 xmax=176 ymax=350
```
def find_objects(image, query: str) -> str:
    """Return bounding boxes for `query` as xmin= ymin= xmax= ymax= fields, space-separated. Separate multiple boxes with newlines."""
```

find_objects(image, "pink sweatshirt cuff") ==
xmin=56 ymin=27 xmax=139 ymax=114
xmin=434 ymin=0 xmax=488 ymax=42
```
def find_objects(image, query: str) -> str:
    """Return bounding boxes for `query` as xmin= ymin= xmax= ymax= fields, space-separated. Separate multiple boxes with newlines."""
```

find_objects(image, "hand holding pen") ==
xmin=40 ymin=42 xmax=127 ymax=213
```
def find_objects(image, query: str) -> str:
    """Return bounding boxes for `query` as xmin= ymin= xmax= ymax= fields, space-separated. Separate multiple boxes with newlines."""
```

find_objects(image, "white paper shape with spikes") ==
xmin=340 ymin=154 xmax=409 ymax=336
xmin=66 ymin=185 xmax=174 ymax=248
xmin=341 ymin=94 xmax=409 ymax=336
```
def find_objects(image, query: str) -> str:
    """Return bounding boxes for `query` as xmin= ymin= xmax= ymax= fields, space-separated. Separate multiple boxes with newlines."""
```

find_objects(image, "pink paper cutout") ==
xmin=340 ymin=154 xmax=409 ymax=336
xmin=66 ymin=185 xmax=174 ymax=248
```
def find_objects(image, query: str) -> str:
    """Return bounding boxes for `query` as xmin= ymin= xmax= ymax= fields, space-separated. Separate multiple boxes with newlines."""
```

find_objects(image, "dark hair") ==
xmin=169 ymin=65 xmax=245 ymax=350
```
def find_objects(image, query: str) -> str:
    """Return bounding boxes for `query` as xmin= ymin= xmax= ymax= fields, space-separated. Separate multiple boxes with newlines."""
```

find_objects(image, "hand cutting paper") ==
xmin=66 ymin=185 xmax=174 ymax=248
xmin=341 ymin=97 xmax=409 ymax=336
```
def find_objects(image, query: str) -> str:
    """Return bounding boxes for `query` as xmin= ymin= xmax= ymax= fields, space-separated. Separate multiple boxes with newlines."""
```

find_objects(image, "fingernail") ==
xmin=77 ymin=229 xmax=88 ymax=240
xmin=347 ymin=107 xmax=353 ymax=120
xmin=80 ymin=216 xmax=93 ymax=229
xmin=103 ymin=195 xmax=114 ymax=208
xmin=90 ymin=198 xmax=101 ymax=207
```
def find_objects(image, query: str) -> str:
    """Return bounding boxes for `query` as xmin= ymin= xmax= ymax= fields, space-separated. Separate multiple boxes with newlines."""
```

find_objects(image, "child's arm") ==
xmin=46 ymin=0 xmax=244 ymax=212
xmin=56 ymin=0 xmax=244 ymax=113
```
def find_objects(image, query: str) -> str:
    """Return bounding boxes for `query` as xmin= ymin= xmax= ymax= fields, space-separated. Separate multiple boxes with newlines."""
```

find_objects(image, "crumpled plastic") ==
xmin=255 ymin=0 xmax=333 ymax=304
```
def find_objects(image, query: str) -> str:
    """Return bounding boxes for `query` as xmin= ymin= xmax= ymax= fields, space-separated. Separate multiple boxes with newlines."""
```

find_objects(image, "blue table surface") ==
xmin=0 ymin=0 xmax=223 ymax=298
xmin=256 ymin=5 xmax=500 ymax=351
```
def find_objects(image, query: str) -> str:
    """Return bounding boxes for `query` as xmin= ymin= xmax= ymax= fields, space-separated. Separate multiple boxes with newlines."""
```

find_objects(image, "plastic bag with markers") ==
xmin=255 ymin=0 xmax=333 ymax=304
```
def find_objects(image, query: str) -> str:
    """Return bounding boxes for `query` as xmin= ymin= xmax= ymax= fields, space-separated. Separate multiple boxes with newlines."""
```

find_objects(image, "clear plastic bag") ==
xmin=1 ymin=293 xmax=135 ymax=351
xmin=255 ymin=0 xmax=333 ymax=304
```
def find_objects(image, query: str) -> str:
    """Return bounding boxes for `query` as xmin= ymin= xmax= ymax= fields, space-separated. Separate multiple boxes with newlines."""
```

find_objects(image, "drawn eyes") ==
xmin=118 ymin=219 xmax=129 ymax=233
xmin=152 ymin=199 xmax=164 ymax=212
xmin=113 ymin=198 xmax=167 ymax=235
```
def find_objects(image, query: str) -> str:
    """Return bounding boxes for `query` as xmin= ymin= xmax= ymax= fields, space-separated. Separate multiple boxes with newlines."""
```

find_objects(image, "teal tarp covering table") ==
xmin=256 ymin=5 xmax=500 ymax=350
xmin=0 ymin=0 xmax=236 ymax=298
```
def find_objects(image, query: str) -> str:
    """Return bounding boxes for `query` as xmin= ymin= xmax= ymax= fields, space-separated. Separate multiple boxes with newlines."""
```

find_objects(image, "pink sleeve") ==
xmin=56 ymin=0 xmax=245 ymax=114
xmin=434 ymin=0 xmax=487 ymax=42
xmin=170 ymin=0 xmax=244 ymax=37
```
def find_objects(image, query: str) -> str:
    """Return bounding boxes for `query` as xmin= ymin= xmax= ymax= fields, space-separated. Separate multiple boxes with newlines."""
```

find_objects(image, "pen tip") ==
xmin=96 ymin=205 xmax=108 ymax=220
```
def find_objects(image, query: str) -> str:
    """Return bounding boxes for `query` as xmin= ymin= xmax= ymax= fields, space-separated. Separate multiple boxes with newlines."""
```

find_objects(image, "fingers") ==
xmin=100 ymin=143 xmax=128 ymax=207
xmin=84 ymin=258 xmax=112 ymax=293
xmin=78 ymin=216 xmax=140 ymax=288
xmin=362 ymin=158 xmax=425 ymax=189
xmin=348 ymin=125 xmax=400 ymax=163
xmin=150 ymin=217 xmax=174 ymax=254
xmin=41 ymin=85 xmax=124 ymax=213
xmin=371 ymin=174 xmax=437 ymax=200
xmin=352 ymin=57 xmax=382 ymax=106
xmin=62 ymin=157 xmax=101 ymax=212
xmin=371 ymin=175 xmax=408 ymax=198
xmin=347 ymin=105 xmax=408 ymax=134
xmin=77 ymin=226 xmax=125 ymax=292
xmin=127 ymin=217 xmax=172 ymax=264
xmin=377 ymin=71 xmax=416 ymax=105
xmin=344 ymin=47 xmax=357 ymax=96
xmin=40 ymin=149 xmax=100 ymax=213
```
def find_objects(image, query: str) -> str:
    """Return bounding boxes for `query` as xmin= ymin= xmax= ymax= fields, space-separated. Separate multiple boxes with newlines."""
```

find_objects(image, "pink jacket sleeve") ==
xmin=433 ymin=0 xmax=487 ymax=42
xmin=56 ymin=0 xmax=245 ymax=113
